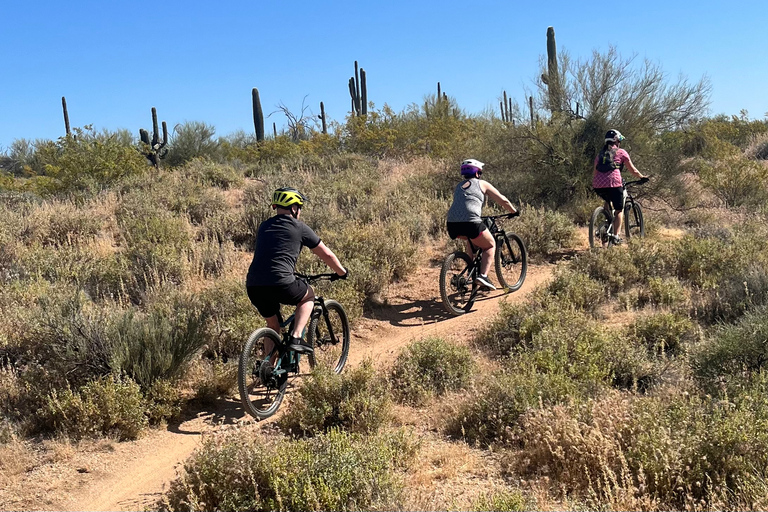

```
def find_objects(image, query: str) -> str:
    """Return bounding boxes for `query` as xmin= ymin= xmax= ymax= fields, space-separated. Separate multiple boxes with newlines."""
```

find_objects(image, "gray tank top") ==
xmin=447 ymin=178 xmax=484 ymax=223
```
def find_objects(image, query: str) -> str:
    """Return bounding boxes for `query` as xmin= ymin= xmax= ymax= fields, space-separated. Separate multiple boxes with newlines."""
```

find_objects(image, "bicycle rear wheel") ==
xmin=624 ymin=202 xmax=645 ymax=240
xmin=495 ymin=232 xmax=527 ymax=291
xmin=238 ymin=328 xmax=289 ymax=420
xmin=307 ymin=299 xmax=350 ymax=374
xmin=439 ymin=251 xmax=476 ymax=315
xmin=589 ymin=206 xmax=613 ymax=249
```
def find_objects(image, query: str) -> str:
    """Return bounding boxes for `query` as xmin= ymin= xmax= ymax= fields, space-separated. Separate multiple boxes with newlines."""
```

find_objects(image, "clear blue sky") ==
xmin=2 ymin=0 xmax=767 ymax=150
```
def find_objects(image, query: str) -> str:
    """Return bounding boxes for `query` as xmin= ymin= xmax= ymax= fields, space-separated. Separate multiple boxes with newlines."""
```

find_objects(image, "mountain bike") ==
xmin=440 ymin=212 xmax=527 ymax=316
xmin=238 ymin=273 xmax=350 ymax=420
xmin=589 ymin=177 xmax=649 ymax=249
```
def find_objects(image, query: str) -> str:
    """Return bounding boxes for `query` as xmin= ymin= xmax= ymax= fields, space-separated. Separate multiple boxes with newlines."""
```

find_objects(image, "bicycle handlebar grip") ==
xmin=330 ymin=270 xmax=349 ymax=282
xmin=510 ymin=211 xmax=520 ymax=218
xmin=639 ymin=176 xmax=650 ymax=184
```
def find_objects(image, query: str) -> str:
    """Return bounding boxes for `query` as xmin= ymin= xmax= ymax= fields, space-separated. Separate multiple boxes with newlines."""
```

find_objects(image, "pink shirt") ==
xmin=593 ymin=148 xmax=630 ymax=189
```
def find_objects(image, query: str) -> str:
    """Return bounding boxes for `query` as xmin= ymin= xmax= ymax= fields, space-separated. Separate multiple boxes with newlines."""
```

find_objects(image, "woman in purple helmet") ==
xmin=446 ymin=159 xmax=518 ymax=290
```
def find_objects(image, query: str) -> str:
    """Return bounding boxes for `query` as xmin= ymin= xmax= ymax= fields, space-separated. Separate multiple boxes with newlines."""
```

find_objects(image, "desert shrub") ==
xmin=117 ymin=196 xmax=192 ymax=293
xmin=542 ymin=268 xmax=606 ymax=314
xmin=744 ymin=132 xmax=768 ymax=160
xmin=198 ymin=278 xmax=259 ymax=359
xmin=628 ymin=312 xmax=697 ymax=356
xmin=279 ymin=361 xmax=390 ymax=437
xmin=143 ymin=378 xmax=183 ymax=425
xmin=389 ymin=337 xmax=475 ymax=405
xmin=646 ymin=276 xmax=690 ymax=309
xmin=692 ymin=154 xmax=768 ymax=207
xmin=517 ymin=387 xmax=768 ymax=509
xmin=569 ymin=246 xmax=643 ymax=294
xmin=446 ymin=366 xmax=584 ymax=447
xmin=163 ymin=121 xmax=222 ymax=167
xmin=695 ymin=264 xmax=768 ymax=324
xmin=512 ymin=205 xmax=578 ymax=260
xmin=187 ymin=359 xmax=238 ymax=404
xmin=31 ymin=291 xmax=207 ymax=390
xmin=472 ymin=489 xmax=530 ymax=511
xmin=22 ymin=199 xmax=103 ymax=247
xmin=38 ymin=375 xmax=147 ymax=440
xmin=180 ymin=157 xmax=244 ymax=189
xmin=160 ymin=428 xmax=418 ymax=512
xmin=25 ymin=127 xmax=148 ymax=196
xmin=691 ymin=308 xmax=768 ymax=393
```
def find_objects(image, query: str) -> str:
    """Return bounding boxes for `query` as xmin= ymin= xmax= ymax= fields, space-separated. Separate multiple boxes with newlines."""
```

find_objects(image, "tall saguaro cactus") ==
xmin=61 ymin=96 xmax=71 ymax=136
xmin=319 ymin=101 xmax=327 ymax=134
xmin=500 ymin=91 xmax=515 ymax=123
xmin=252 ymin=88 xmax=265 ymax=142
xmin=541 ymin=26 xmax=562 ymax=113
xmin=139 ymin=107 xmax=168 ymax=168
xmin=348 ymin=61 xmax=368 ymax=116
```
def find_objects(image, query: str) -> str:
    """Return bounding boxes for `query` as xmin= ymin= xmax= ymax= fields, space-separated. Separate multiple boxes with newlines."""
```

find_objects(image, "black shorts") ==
xmin=447 ymin=221 xmax=487 ymax=240
xmin=247 ymin=280 xmax=310 ymax=318
xmin=594 ymin=187 xmax=625 ymax=213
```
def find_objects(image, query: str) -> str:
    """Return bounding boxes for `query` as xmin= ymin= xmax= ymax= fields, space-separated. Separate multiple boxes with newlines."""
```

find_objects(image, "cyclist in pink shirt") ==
xmin=593 ymin=129 xmax=647 ymax=244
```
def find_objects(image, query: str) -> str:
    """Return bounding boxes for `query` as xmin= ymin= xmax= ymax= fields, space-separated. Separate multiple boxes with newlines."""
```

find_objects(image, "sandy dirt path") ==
xmin=10 ymin=252 xmax=555 ymax=512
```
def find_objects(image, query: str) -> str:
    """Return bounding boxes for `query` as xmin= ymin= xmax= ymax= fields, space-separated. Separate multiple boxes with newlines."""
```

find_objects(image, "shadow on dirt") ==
xmin=367 ymin=289 xmax=507 ymax=327
xmin=168 ymin=396 xmax=247 ymax=435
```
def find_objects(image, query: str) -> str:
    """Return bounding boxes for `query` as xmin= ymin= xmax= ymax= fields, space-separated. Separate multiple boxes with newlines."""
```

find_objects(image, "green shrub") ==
xmin=163 ymin=121 xmax=222 ymax=167
xmin=198 ymin=279 xmax=260 ymax=359
xmin=181 ymin=157 xmax=244 ymax=189
xmin=25 ymin=127 xmax=148 ymax=196
xmin=512 ymin=205 xmax=578 ymax=260
xmin=446 ymin=366 xmax=584 ymax=447
xmin=692 ymin=308 xmax=768 ymax=393
xmin=542 ymin=268 xmax=606 ymax=314
xmin=38 ymin=375 xmax=147 ymax=440
xmin=23 ymin=199 xmax=103 ymax=247
xmin=570 ymin=246 xmax=643 ymax=294
xmin=160 ymin=428 xmax=418 ymax=512
xmin=143 ymin=378 xmax=183 ymax=425
xmin=628 ymin=312 xmax=697 ymax=356
xmin=473 ymin=489 xmax=530 ymax=511
xmin=389 ymin=337 xmax=475 ymax=405
xmin=279 ymin=361 xmax=390 ymax=437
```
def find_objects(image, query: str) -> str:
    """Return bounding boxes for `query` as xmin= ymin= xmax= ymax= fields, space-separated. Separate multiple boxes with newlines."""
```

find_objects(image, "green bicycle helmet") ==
xmin=272 ymin=187 xmax=307 ymax=208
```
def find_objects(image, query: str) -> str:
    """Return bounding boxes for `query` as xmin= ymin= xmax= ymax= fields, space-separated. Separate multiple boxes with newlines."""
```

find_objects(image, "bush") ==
xmin=279 ymin=361 xmax=391 ymax=437
xmin=517 ymin=387 xmax=768 ymax=509
xmin=389 ymin=337 xmax=475 ymax=406
xmin=628 ymin=312 xmax=697 ymax=357
xmin=542 ymin=268 xmax=606 ymax=314
xmin=512 ymin=205 xmax=578 ymax=260
xmin=160 ymin=428 xmax=418 ymax=512
xmin=446 ymin=366 xmax=584 ymax=447
xmin=38 ymin=375 xmax=147 ymax=440
xmin=25 ymin=127 xmax=148 ymax=196
xmin=163 ymin=122 xmax=222 ymax=167
xmin=473 ymin=489 xmax=530 ymax=511
xmin=692 ymin=308 xmax=768 ymax=393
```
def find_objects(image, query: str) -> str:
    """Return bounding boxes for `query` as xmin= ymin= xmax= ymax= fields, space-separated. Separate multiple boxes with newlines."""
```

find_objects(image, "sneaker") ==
xmin=475 ymin=274 xmax=497 ymax=291
xmin=288 ymin=335 xmax=314 ymax=354
xmin=610 ymin=234 xmax=624 ymax=245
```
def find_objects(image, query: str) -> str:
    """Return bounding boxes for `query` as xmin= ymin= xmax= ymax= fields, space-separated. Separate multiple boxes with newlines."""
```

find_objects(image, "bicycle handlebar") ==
xmin=624 ymin=177 xmax=650 ymax=187
xmin=482 ymin=211 xmax=520 ymax=221
xmin=295 ymin=272 xmax=339 ymax=283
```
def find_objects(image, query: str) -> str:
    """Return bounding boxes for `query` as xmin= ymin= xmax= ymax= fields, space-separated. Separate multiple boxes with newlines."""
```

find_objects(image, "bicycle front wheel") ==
xmin=589 ymin=206 xmax=613 ymax=249
xmin=495 ymin=232 xmax=527 ymax=291
xmin=238 ymin=328 xmax=288 ymax=420
xmin=440 ymin=251 xmax=475 ymax=316
xmin=624 ymin=202 xmax=645 ymax=240
xmin=307 ymin=300 xmax=350 ymax=374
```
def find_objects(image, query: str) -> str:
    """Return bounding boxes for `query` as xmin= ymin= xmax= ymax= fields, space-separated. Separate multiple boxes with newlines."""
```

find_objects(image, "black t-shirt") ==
xmin=246 ymin=214 xmax=321 ymax=286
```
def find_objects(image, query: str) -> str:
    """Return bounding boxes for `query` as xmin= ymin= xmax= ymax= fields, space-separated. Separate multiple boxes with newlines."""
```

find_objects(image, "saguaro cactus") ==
xmin=252 ymin=88 xmax=265 ymax=142
xmin=319 ymin=101 xmax=327 ymax=134
xmin=139 ymin=107 xmax=168 ymax=168
xmin=541 ymin=26 xmax=562 ymax=113
xmin=348 ymin=61 xmax=368 ymax=116
xmin=61 ymin=96 xmax=71 ymax=136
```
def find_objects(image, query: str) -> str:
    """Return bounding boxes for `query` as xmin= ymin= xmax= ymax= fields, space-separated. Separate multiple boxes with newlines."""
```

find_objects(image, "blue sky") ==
xmin=1 ymin=0 xmax=766 ymax=150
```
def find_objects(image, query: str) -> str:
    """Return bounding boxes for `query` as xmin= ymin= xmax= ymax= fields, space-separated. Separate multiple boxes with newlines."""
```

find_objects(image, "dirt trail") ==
xmin=14 ymin=252 xmax=555 ymax=512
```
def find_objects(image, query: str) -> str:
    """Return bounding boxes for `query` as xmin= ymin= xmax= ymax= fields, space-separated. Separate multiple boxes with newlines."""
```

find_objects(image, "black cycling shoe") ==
xmin=288 ymin=335 xmax=314 ymax=354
